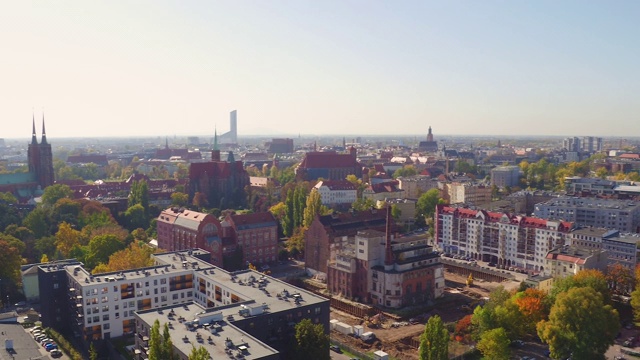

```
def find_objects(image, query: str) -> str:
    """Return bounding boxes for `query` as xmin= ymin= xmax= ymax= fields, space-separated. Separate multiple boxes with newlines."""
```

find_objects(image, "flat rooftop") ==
xmin=136 ymin=302 xmax=278 ymax=359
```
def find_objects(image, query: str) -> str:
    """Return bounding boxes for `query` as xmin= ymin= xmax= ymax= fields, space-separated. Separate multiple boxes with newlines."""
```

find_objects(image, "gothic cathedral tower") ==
xmin=27 ymin=114 xmax=54 ymax=189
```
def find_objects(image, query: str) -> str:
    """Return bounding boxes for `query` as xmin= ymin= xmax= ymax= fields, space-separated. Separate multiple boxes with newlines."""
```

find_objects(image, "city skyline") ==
xmin=1 ymin=1 xmax=639 ymax=138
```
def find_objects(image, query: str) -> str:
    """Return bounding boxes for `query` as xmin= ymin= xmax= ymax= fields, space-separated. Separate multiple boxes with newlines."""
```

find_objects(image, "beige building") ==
xmin=396 ymin=175 xmax=438 ymax=199
xmin=545 ymin=245 xmax=608 ymax=278
xmin=446 ymin=182 xmax=492 ymax=205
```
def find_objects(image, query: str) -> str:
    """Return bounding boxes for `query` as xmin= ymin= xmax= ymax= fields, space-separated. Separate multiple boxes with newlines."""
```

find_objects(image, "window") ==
xmin=103 ymin=323 xmax=110 ymax=330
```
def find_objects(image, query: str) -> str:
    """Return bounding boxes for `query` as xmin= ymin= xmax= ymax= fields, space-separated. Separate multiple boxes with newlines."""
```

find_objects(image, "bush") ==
xmin=46 ymin=328 xmax=84 ymax=360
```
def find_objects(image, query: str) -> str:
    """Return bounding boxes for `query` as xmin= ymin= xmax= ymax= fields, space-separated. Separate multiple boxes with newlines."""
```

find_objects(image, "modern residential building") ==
xmin=313 ymin=180 xmax=358 ymax=207
xmin=490 ymin=166 xmax=521 ymax=188
xmin=36 ymin=249 xmax=329 ymax=359
xmin=569 ymin=227 xmax=639 ymax=270
xmin=435 ymin=205 xmax=574 ymax=273
xmin=533 ymin=197 xmax=640 ymax=233
xmin=563 ymin=176 xmax=640 ymax=198
xmin=545 ymin=245 xmax=608 ymax=278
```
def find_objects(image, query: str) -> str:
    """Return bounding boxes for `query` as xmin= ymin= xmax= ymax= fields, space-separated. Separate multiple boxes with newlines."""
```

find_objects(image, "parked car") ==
xmin=50 ymin=349 xmax=63 ymax=358
xmin=330 ymin=345 xmax=342 ymax=353
xmin=45 ymin=343 xmax=58 ymax=351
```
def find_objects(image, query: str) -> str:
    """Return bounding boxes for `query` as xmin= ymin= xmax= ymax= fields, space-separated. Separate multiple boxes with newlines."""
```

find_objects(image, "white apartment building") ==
xmin=313 ymin=180 xmax=358 ymax=206
xmin=534 ymin=197 xmax=640 ymax=233
xmin=435 ymin=205 xmax=573 ymax=274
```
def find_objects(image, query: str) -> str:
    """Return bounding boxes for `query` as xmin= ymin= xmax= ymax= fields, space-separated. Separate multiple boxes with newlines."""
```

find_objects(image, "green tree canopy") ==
xmin=292 ymin=318 xmax=330 ymax=360
xmin=42 ymin=184 xmax=74 ymax=207
xmin=85 ymin=234 xmax=125 ymax=269
xmin=188 ymin=346 xmax=210 ymax=360
xmin=171 ymin=192 xmax=189 ymax=207
xmin=416 ymin=188 xmax=444 ymax=221
xmin=537 ymin=286 xmax=619 ymax=360
xmin=419 ymin=315 xmax=449 ymax=360
xmin=476 ymin=327 xmax=510 ymax=360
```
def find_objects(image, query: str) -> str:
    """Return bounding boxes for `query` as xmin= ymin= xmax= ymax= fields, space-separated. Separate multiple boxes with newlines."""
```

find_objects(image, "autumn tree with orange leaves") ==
xmin=606 ymin=263 xmax=634 ymax=295
xmin=92 ymin=242 xmax=157 ymax=274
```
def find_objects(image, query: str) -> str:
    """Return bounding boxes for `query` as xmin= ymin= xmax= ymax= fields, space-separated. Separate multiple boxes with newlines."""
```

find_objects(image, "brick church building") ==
xmin=0 ymin=115 xmax=54 ymax=200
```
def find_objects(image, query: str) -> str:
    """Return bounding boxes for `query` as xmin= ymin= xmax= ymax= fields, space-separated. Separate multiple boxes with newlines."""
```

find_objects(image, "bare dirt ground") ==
xmin=328 ymin=272 xmax=522 ymax=359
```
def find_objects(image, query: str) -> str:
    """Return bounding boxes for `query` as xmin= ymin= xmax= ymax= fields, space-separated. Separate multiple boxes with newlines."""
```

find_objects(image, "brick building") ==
xmin=295 ymin=148 xmax=362 ymax=181
xmin=223 ymin=212 xmax=279 ymax=265
xmin=304 ymin=209 xmax=395 ymax=277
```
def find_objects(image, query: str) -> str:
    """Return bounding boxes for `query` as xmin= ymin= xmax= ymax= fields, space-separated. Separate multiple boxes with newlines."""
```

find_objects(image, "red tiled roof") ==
xmin=317 ymin=180 xmax=357 ymax=191
xmin=228 ymin=212 xmax=277 ymax=226
xmin=299 ymin=151 xmax=359 ymax=168
xmin=189 ymin=160 xmax=245 ymax=179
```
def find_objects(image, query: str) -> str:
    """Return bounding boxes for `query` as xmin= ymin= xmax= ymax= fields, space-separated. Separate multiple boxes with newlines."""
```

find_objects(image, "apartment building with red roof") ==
xmin=435 ymin=204 xmax=573 ymax=274
xmin=313 ymin=180 xmax=358 ymax=207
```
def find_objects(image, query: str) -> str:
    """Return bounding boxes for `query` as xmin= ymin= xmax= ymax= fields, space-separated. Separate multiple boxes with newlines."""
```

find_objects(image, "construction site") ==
xmin=304 ymin=261 xmax=525 ymax=360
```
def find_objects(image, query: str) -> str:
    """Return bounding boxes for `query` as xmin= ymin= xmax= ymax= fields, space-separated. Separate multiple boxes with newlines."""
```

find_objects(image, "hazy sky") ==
xmin=1 ymin=1 xmax=639 ymax=139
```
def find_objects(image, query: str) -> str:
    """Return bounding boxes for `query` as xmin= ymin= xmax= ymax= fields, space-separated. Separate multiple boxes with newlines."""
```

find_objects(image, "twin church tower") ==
xmin=28 ymin=115 xmax=54 ymax=190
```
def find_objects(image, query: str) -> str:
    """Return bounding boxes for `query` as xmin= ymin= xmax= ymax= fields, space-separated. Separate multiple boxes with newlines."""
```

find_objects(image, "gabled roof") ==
xmin=298 ymin=151 xmax=359 ymax=168
xmin=227 ymin=212 xmax=277 ymax=230
xmin=315 ymin=180 xmax=357 ymax=191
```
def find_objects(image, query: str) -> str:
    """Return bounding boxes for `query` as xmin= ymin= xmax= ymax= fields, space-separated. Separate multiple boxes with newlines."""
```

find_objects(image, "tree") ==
xmin=0 ymin=238 xmax=23 ymax=295
xmin=85 ymin=234 xmax=125 ymax=269
xmin=292 ymin=318 xmax=330 ymax=360
xmin=188 ymin=346 xmax=210 ymax=360
xmin=192 ymin=192 xmax=208 ymax=210
xmin=419 ymin=315 xmax=449 ymax=360
xmin=606 ymin=263 xmax=634 ymax=295
xmin=416 ymin=189 xmax=444 ymax=223
xmin=537 ymin=287 xmax=619 ymax=360
xmin=92 ymin=242 xmax=156 ymax=274
xmin=128 ymin=179 xmax=149 ymax=213
xmin=41 ymin=184 xmax=73 ymax=206
xmin=148 ymin=319 xmax=174 ymax=360
xmin=125 ymin=204 xmax=149 ymax=231
xmin=55 ymin=222 xmax=82 ymax=258
xmin=303 ymin=189 xmax=323 ymax=227
xmin=170 ymin=192 xmax=189 ymax=207
xmin=89 ymin=342 xmax=98 ymax=360
xmin=512 ymin=288 xmax=548 ymax=334
xmin=391 ymin=204 xmax=402 ymax=221
xmin=549 ymin=268 xmax=610 ymax=305
xmin=476 ymin=327 xmax=510 ymax=360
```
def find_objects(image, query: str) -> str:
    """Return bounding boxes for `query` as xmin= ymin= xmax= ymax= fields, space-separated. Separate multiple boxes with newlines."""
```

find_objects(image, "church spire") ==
xmin=41 ymin=112 xmax=47 ymax=144
xmin=31 ymin=113 xmax=38 ymax=144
